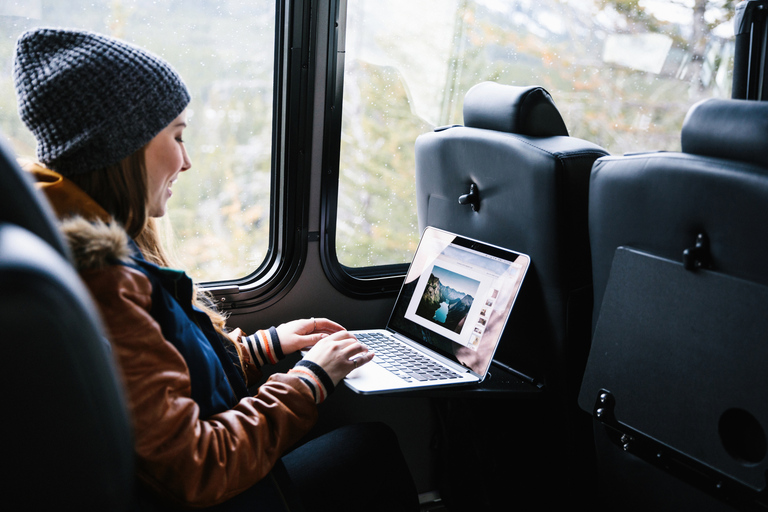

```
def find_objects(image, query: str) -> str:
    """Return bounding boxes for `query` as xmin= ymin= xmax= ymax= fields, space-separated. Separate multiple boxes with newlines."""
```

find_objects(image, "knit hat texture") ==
xmin=13 ymin=28 xmax=191 ymax=176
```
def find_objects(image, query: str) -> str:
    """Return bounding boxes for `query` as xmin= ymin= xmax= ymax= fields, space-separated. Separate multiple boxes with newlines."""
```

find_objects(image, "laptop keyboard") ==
xmin=355 ymin=332 xmax=462 ymax=383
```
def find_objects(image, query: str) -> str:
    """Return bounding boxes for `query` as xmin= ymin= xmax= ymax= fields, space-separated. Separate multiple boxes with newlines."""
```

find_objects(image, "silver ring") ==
xmin=311 ymin=317 xmax=316 ymax=331
xmin=353 ymin=358 xmax=358 ymax=368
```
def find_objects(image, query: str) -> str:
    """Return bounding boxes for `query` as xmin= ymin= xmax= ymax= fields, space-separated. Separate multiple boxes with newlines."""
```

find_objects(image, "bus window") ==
xmin=333 ymin=0 xmax=734 ymax=269
xmin=0 ymin=0 xmax=276 ymax=283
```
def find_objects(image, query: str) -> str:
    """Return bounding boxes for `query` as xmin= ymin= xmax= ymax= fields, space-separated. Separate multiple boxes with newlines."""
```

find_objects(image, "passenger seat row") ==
xmin=415 ymin=82 xmax=768 ymax=511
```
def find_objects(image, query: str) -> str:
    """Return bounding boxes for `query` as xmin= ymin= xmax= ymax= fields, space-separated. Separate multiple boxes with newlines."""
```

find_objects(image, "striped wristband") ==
xmin=289 ymin=360 xmax=335 ymax=404
xmin=242 ymin=327 xmax=284 ymax=368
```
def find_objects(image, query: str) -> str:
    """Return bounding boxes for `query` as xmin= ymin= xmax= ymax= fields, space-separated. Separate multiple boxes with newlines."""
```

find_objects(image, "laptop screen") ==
xmin=387 ymin=227 xmax=528 ymax=376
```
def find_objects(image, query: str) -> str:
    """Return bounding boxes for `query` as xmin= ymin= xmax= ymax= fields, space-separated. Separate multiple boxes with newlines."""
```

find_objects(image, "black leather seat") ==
xmin=0 ymin=137 xmax=135 ymax=509
xmin=580 ymin=98 xmax=768 ymax=511
xmin=416 ymin=82 xmax=608 ymax=394
xmin=414 ymin=82 xmax=608 ymax=507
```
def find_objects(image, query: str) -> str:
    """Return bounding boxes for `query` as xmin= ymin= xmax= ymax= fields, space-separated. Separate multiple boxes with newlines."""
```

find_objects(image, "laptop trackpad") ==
xmin=345 ymin=360 xmax=410 ymax=393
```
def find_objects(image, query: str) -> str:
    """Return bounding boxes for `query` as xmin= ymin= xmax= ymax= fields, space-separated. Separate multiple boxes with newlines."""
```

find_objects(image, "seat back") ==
xmin=0 ymin=137 xmax=135 ymax=509
xmin=580 ymin=98 xmax=768 ymax=511
xmin=415 ymin=82 xmax=608 ymax=390
xmin=415 ymin=83 xmax=608 ymax=508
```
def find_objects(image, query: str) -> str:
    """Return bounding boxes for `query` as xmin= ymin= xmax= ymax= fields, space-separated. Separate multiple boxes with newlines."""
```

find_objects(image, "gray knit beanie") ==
xmin=13 ymin=28 xmax=191 ymax=176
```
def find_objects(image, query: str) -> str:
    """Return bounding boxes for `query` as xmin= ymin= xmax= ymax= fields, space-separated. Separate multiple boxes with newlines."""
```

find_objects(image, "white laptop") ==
xmin=345 ymin=226 xmax=529 ymax=394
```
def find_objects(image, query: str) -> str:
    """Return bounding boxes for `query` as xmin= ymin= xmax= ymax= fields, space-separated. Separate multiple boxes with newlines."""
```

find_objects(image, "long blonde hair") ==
xmin=68 ymin=147 xmax=228 ymax=335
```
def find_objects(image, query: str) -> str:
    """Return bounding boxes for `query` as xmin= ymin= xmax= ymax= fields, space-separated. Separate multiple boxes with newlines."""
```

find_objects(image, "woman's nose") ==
xmin=181 ymin=146 xmax=192 ymax=171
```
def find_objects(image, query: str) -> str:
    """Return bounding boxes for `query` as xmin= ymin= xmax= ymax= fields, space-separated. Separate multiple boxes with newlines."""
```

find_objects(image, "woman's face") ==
xmin=144 ymin=110 xmax=191 ymax=217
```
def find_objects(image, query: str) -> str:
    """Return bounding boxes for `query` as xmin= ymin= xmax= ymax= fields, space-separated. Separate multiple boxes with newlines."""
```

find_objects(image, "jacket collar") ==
xmin=23 ymin=161 xmax=134 ymax=271
xmin=21 ymin=161 xmax=111 ymax=223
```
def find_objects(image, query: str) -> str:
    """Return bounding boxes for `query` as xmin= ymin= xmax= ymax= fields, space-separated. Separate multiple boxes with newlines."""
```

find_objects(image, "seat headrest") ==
xmin=0 ymin=137 xmax=70 ymax=259
xmin=681 ymin=98 xmax=768 ymax=168
xmin=463 ymin=82 xmax=568 ymax=137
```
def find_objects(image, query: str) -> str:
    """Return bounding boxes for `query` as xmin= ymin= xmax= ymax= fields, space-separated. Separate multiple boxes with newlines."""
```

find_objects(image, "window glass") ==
xmin=0 ymin=0 xmax=275 ymax=282
xmin=336 ymin=0 xmax=735 ymax=268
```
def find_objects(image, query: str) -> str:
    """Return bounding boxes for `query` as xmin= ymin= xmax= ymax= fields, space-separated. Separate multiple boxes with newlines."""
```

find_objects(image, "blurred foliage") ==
xmin=336 ymin=0 xmax=735 ymax=267
xmin=337 ymin=61 xmax=429 ymax=267
xmin=0 ymin=0 xmax=274 ymax=282
xmin=1 ymin=0 xmax=739 ymax=277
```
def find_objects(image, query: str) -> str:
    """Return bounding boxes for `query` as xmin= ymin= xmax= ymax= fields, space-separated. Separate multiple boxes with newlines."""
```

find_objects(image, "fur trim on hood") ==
xmin=60 ymin=217 xmax=134 ymax=272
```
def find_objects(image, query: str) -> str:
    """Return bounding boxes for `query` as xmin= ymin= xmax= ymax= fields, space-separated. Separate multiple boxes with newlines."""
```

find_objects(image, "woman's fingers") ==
xmin=311 ymin=317 xmax=346 ymax=334
xmin=302 ymin=331 xmax=373 ymax=385
xmin=276 ymin=317 xmax=347 ymax=354
xmin=349 ymin=349 xmax=375 ymax=369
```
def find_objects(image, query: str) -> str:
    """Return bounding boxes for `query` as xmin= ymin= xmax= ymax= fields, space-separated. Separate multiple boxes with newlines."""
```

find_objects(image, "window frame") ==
xmin=206 ymin=0 xmax=317 ymax=312
xmin=319 ymin=0 xmax=409 ymax=298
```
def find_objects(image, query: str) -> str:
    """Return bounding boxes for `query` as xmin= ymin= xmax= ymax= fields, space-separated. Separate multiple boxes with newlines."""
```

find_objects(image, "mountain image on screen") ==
xmin=416 ymin=273 xmax=475 ymax=334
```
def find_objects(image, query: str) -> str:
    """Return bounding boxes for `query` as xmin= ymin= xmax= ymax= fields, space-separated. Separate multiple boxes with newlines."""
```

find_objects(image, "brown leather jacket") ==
xmin=27 ymin=163 xmax=318 ymax=507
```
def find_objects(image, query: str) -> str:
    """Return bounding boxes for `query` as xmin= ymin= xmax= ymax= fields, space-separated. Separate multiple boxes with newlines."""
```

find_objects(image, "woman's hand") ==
xmin=301 ymin=331 xmax=374 ymax=386
xmin=275 ymin=318 xmax=346 ymax=355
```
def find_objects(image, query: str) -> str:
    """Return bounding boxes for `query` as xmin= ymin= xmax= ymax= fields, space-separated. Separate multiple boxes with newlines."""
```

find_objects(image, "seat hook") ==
xmin=682 ymin=232 xmax=711 ymax=271
xmin=458 ymin=183 xmax=480 ymax=212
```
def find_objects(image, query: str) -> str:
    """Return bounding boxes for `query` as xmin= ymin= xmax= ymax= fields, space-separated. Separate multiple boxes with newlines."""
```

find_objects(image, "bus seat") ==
xmin=415 ymin=81 xmax=608 ymax=393
xmin=414 ymin=82 xmax=608 ymax=507
xmin=0 ymin=137 xmax=136 ymax=510
xmin=579 ymin=98 xmax=768 ymax=511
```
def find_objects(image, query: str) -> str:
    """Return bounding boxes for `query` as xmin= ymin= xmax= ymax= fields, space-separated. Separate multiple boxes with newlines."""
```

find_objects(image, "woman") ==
xmin=14 ymin=28 xmax=417 ymax=511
